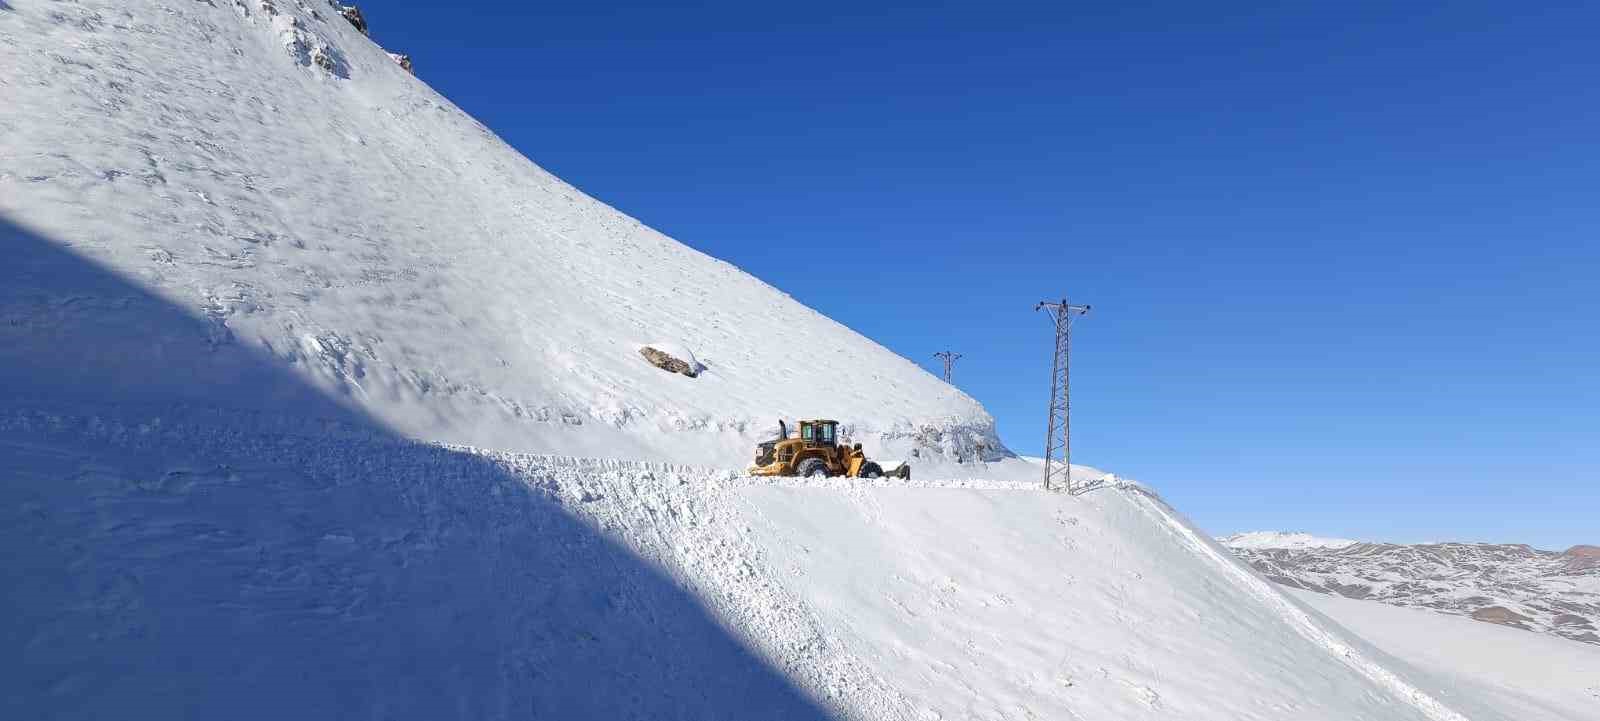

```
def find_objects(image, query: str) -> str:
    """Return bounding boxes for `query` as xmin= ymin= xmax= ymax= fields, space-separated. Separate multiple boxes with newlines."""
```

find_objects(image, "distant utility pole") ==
xmin=932 ymin=350 xmax=963 ymax=383
xmin=1035 ymin=297 xmax=1091 ymax=493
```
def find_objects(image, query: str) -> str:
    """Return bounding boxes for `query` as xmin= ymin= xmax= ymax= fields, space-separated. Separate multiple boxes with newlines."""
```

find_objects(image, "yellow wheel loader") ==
xmin=748 ymin=419 xmax=911 ymax=479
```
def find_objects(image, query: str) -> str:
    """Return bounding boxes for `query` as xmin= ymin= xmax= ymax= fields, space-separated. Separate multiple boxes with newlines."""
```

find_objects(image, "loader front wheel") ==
xmin=797 ymin=458 xmax=829 ymax=478
xmin=861 ymin=462 xmax=883 ymax=479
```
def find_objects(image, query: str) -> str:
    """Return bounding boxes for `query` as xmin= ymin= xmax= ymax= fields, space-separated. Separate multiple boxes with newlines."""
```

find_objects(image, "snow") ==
xmin=1293 ymin=589 xmax=1600 ymax=721
xmin=0 ymin=1 xmax=1581 ymax=718
xmin=0 ymin=0 xmax=1002 ymax=469
xmin=2 ymin=408 xmax=1523 ymax=720
xmin=1227 ymin=536 xmax=1600 ymax=646
xmin=1 ymin=409 xmax=839 ymax=720
xmin=1220 ymin=530 xmax=1361 ymax=550
xmin=740 ymin=482 xmax=1487 ymax=720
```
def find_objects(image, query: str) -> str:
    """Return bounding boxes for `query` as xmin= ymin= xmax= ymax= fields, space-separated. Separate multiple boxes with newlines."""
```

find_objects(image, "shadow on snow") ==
xmin=0 ymin=215 xmax=835 ymax=720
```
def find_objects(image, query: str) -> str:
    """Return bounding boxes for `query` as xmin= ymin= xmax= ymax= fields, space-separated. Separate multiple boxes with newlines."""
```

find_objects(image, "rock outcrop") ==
xmin=332 ymin=2 xmax=412 ymax=74
xmin=387 ymin=52 xmax=414 ymax=74
xmin=640 ymin=345 xmax=700 ymax=378
xmin=1471 ymin=605 xmax=1535 ymax=629
xmin=336 ymin=4 xmax=367 ymax=35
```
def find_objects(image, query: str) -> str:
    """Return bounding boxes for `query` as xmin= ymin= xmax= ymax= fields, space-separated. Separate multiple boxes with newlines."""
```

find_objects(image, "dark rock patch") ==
xmin=640 ymin=346 xmax=700 ymax=378
xmin=1471 ymin=605 xmax=1534 ymax=630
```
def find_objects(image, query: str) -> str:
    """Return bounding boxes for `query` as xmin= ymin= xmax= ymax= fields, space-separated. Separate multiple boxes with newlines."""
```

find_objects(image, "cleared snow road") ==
xmin=7 ymin=409 xmax=1550 ymax=720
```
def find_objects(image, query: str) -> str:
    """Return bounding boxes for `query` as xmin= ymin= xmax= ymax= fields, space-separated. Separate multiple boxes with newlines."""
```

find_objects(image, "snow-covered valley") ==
xmin=1223 ymin=532 xmax=1600 ymax=647
xmin=1294 ymin=589 xmax=1600 ymax=721
xmin=3 ymin=2 xmax=1593 ymax=719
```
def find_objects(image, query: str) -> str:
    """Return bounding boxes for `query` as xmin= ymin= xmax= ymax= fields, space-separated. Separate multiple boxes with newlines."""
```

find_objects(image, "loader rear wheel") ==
xmin=797 ymin=458 xmax=829 ymax=478
xmin=861 ymin=462 xmax=883 ymax=479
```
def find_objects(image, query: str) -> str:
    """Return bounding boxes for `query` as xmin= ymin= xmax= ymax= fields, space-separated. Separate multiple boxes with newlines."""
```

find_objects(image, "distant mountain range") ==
xmin=1220 ymin=532 xmax=1600 ymax=646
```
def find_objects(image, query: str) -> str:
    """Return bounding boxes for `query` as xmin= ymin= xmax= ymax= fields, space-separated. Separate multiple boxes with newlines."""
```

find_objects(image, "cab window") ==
xmin=802 ymin=424 xmax=814 ymax=442
xmin=820 ymin=424 xmax=835 ymax=444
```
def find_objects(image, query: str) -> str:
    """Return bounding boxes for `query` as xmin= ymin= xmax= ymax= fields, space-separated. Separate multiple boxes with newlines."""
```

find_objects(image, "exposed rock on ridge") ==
xmin=1224 ymin=536 xmax=1600 ymax=646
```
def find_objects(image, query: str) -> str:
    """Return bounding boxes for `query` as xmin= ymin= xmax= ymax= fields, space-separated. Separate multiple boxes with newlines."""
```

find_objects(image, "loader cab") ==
xmin=799 ymin=419 xmax=838 ymax=447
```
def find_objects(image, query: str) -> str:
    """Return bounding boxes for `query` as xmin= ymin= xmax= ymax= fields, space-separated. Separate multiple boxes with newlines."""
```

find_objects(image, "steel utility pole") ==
xmin=1035 ymin=298 xmax=1090 ymax=492
xmin=932 ymin=351 xmax=963 ymax=383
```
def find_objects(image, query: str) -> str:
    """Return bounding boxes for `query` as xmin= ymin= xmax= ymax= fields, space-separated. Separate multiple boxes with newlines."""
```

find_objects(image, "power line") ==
xmin=932 ymin=350 xmax=962 ymax=383
xmin=1035 ymin=298 xmax=1090 ymax=493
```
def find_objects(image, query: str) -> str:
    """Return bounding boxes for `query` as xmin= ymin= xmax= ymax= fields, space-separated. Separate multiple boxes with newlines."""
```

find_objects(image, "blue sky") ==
xmin=366 ymin=2 xmax=1597 ymax=548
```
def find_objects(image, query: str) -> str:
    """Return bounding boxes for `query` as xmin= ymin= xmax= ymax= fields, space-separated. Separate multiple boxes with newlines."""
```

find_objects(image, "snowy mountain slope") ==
xmin=1 ymin=192 xmax=846 ymax=718
xmin=6 ymin=401 xmax=1543 ymax=721
xmin=1220 ymin=530 xmax=1359 ymax=550
xmin=0 ymin=0 xmax=1002 ymax=467
xmin=1 ymin=2 xmax=1577 ymax=720
xmin=1222 ymin=533 xmax=1600 ymax=646
xmin=0 ymin=225 xmax=1523 ymax=719
xmin=2 ymin=407 xmax=840 ymax=720
xmin=0 ymin=212 xmax=1549 ymax=721
xmin=738 ymin=483 xmax=1494 ymax=721
xmin=1292 ymin=589 xmax=1600 ymax=721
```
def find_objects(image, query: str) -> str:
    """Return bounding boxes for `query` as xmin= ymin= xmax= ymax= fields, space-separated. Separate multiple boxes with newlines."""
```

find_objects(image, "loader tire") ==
xmin=797 ymin=458 xmax=829 ymax=478
xmin=862 ymin=462 xmax=883 ymax=479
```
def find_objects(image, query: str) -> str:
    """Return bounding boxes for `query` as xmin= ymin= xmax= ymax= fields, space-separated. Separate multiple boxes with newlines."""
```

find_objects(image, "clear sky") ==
xmin=363 ymin=1 xmax=1597 ymax=549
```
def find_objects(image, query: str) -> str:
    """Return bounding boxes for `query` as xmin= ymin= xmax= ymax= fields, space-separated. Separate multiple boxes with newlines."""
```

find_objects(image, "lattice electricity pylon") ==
xmin=932 ymin=350 xmax=962 ymax=383
xmin=1035 ymin=298 xmax=1090 ymax=492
